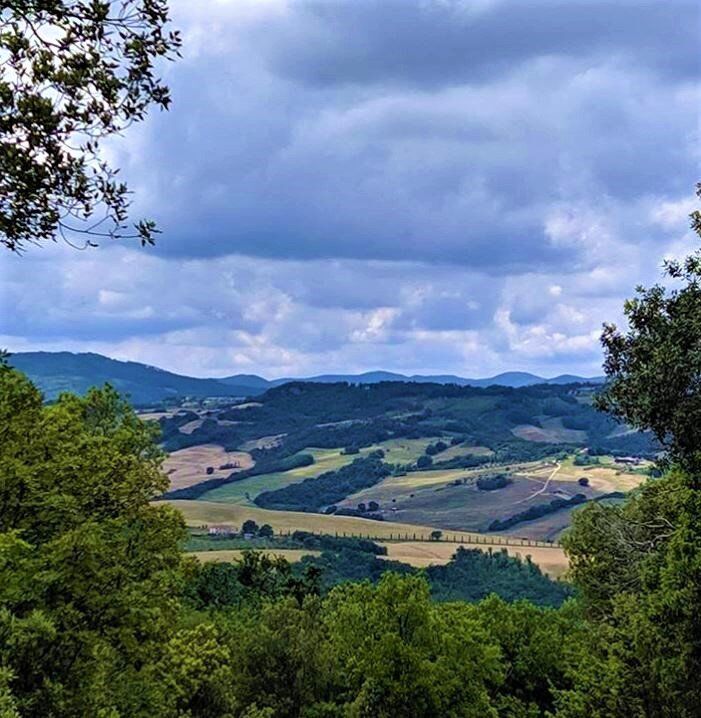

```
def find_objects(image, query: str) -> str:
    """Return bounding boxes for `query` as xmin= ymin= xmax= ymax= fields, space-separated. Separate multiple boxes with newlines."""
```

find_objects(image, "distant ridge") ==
xmin=9 ymin=352 xmax=261 ymax=404
xmin=223 ymin=369 xmax=605 ymax=389
xmin=8 ymin=351 xmax=604 ymax=405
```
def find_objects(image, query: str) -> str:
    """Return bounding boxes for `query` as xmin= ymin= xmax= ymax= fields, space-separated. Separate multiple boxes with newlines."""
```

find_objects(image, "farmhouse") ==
xmin=616 ymin=456 xmax=642 ymax=466
xmin=207 ymin=524 xmax=237 ymax=536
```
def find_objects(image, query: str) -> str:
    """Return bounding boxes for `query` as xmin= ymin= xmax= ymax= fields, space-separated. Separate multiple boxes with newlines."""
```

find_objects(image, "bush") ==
xmin=242 ymin=519 xmax=259 ymax=535
xmin=425 ymin=440 xmax=448 ymax=456
xmin=416 ymin=455 xmax=433 ymax=469
xmin=476 ymin=474 xmax=512 ymax=491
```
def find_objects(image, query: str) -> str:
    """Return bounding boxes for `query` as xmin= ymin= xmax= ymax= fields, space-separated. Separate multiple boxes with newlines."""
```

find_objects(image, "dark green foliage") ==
xmin=427 ymin=548 xmax=574 ymax=606
xmin=595 ymin=184 xmax=701 ymax=475
xmin=187 ymin=551 xmax=322 ymax=609
xmin=292 ymin=543 xmax=572 ymax=607
xmin=165 ymin=452 xmax=315 ymax=499
xmin=476 ymin=474 xmax=512 ymax=491
xmin=290 ymin=531 xmax=387 ymax=555
xmin=489 ymin=494 xmax=587 ymax=531
xmin=254 ymin=457 xmax=391 ymax=512
xmin=1 ymin=3 xmax=181 ymax=251
xmin=573 ymin=454 xmax=600 ymax=466
xmin=425 ymin=440 xmax=448 ymax=456
xmin=416 ymin=454 xmax=433 ymax=468
xmin=558 ymin=471 xmax=701 ymax=716
xmin=0 ymin=367 xmax=189 ymax=715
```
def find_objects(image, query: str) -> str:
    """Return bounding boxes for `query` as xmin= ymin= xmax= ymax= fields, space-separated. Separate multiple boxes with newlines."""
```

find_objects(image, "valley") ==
xmin=146 ymin=378 xmax=655 ymax=566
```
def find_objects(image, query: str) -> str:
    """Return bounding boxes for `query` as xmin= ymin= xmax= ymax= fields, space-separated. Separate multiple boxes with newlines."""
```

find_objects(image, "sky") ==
xmin=1 ymin=0 xmax=699 ymax=379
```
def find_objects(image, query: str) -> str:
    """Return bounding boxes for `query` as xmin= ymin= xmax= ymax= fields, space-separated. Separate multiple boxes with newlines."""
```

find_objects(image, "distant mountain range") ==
xmin=223 ymin=370 xmax=605 ymax=390
xmin=8 ymin=351 xmax=605 ymax=405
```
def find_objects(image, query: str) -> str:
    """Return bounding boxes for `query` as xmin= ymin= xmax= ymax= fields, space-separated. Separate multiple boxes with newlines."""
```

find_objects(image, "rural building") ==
xmin=208 ymin=524 xmax=237 ymax=536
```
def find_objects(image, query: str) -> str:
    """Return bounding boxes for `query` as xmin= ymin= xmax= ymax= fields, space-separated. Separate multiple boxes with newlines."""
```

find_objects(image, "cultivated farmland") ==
xmin=163 ymin=444 xmax=254 ymax=491
xmin=379 ymin=541 xmax=568 ymax=578
xmin=163 ymin=499 xmax=565 ymax=575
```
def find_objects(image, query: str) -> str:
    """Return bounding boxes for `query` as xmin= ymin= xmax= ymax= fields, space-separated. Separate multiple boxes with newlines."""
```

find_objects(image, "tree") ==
xmin=559 ymin=185 xmax=701 ymax=716
xmin=0 ymin=367 xmax=187 ymax=715
xmin=322 ymin=574 xmax=500 ymax=717
xmin=430 ymin=530 xmax=442 ymax=541
xmin=560 ymin=470 xmax=701 ymax=716
xmin=416 ymin=455 xmax=433 ymax=469
xmin=259 ymin=523 xmax=274 ymax=538
xmin=0 ymin=1 xmax=181 ymax=252
xmin=596 ymin=183 xmax=701 ymax=475
xmin=242 ymin=519 xmax=259 ymax=535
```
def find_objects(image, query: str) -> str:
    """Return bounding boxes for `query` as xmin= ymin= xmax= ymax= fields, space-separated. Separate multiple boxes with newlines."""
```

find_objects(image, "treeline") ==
xmin=164 ymin=451 xmax=315 ymax=500
xmin=187 ymin=530 xmax=572 ymax=608
xmin=254 ymin=455 xmax=391 ymax=512
xmin=157 ymin=378 xmax=658 ymax=468
xmin=489 ymin=494 xmax=587 ymax=531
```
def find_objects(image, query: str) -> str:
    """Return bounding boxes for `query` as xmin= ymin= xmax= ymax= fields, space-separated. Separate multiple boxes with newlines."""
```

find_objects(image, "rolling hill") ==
xmin=222 ymin=370 xmax=605 ymax=389
xmin=8 ymin=350 xmax=604 ymax=405
xmin=8 ymin=352 xmax=260 ymax=404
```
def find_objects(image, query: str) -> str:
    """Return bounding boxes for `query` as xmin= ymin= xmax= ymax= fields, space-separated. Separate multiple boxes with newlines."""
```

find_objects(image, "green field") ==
xmin=337 ymin=455 xmax=648 ymax=539
xmin=197 ymin=438 xmax=443 ymax=504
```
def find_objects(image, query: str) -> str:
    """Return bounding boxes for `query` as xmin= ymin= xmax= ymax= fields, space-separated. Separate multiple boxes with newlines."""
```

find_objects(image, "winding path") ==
xmin=519 ymin=461 xmax=561 ymax=503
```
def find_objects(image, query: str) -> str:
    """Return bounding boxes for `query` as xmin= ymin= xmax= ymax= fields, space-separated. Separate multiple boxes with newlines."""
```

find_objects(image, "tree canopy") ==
xmin=596 ymin=183 xmax=701 ymax=475
xmin=0 ymin=1 xmax=180 ymax=252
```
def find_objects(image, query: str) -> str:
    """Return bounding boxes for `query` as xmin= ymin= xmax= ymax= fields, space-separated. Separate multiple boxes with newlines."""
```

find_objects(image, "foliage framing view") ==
xmin=0 ymin=1 xmax=181 ymax=252
xmin=3 ymin=0 xmax=701 ymax=714
xmin=0 ymin=191 xmax=699 ymax=715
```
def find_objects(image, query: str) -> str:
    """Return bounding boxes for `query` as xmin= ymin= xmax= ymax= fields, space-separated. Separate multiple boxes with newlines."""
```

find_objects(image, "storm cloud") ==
xmin=1 ymin=0 xmax=699 ymax=378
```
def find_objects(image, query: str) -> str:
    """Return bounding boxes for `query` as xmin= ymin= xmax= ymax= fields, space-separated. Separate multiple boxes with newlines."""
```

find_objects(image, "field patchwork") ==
xmin=196 ymin=439 xmax=443 ymax=505
xmin=337 ymin=456 xmax=647 ymax=540
xmin=163 ymin=444 xmax=254 ymax=491
xmin=163 ymin=499 xmax=564 ymax=575
xmin=379 ymin=541 xmax=568 ymax=578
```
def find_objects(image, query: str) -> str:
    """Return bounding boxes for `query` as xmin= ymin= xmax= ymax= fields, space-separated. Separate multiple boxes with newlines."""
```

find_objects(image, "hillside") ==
xmin=156 ymin=380 xmax=657 ymax=541
xmin=8 ymin=352 xmax=259 ymax=404
xmin=222 ymin=369 xmax=605 ymax=388
xmin=9 ymin=351 xmax=604 ymax=406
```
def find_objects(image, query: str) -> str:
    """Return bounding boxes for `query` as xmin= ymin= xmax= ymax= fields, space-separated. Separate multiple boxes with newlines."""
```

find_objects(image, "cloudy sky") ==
xmin=1 ymin=0 xmax=699 ymax=379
